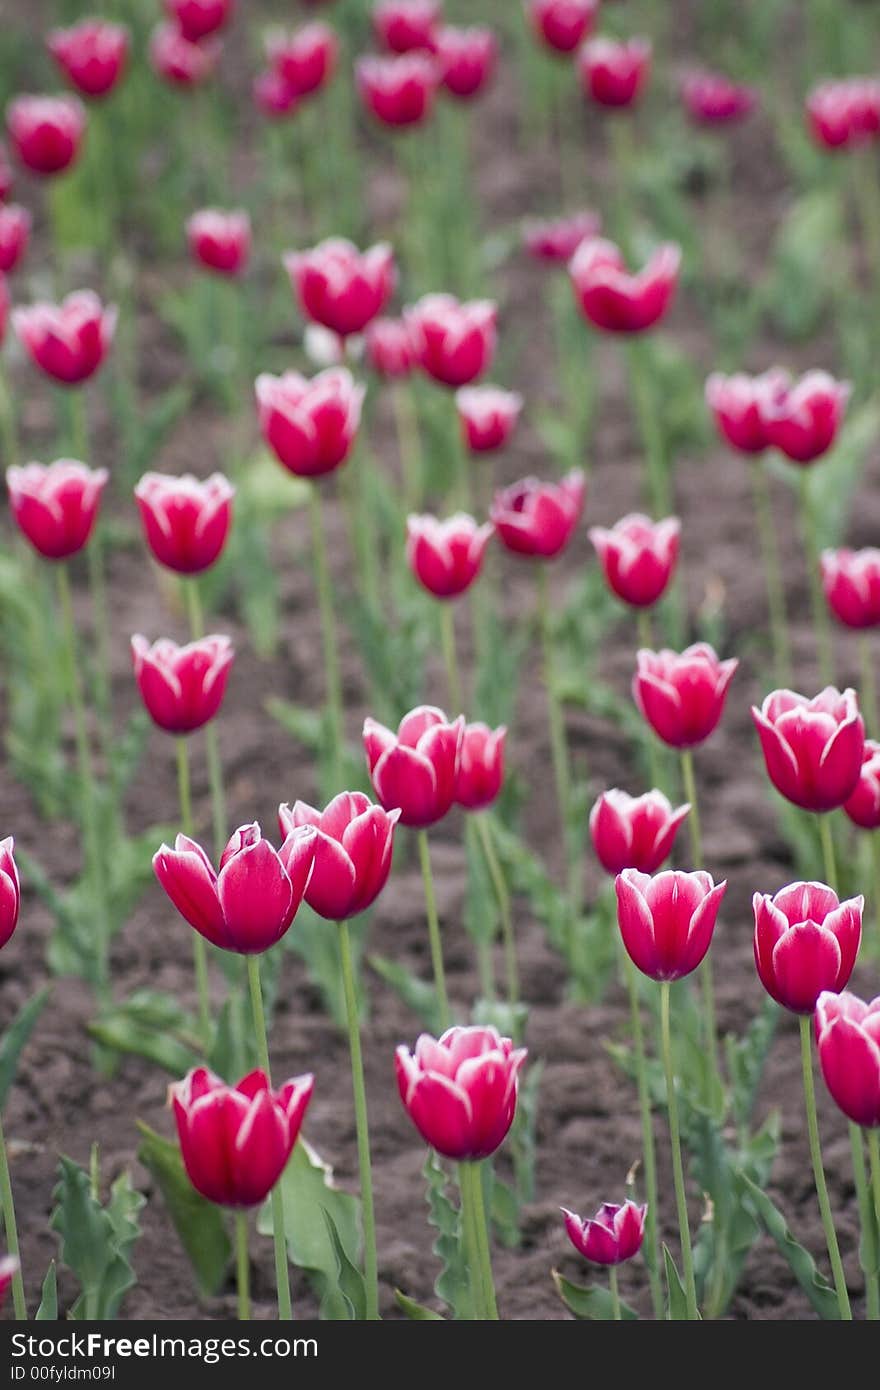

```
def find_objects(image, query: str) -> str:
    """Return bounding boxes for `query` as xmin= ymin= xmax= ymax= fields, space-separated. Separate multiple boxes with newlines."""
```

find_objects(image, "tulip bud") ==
xmin=455 ymin=723 xmax=506 ymax=811
xmin=5 ymin=94 xmax=86 ymax=176
xmin=589 ymin=513 xmax=680 ymax=608
xmin=578 ymin=37 xmax=652 ymax=109
xmin=0 ymin=204 xmax=30 ymax=274
xmin=570 ymin=237 xmax=680 ymax=334
xmin=0 ymin=1256 xmax=19 ymax=1308
xmin=406 ymin=512 xmax=494 ymax=598
xmin=843 ymin=740 xmax=880 ymax=830
xmin=255 ymin=368 xmax=365 ymax=477
xmin=0 ymin=837 xmax=20 ymax=951
xmin=373 ymin=0 xmax=440 ymax=54
xmin=705 ymin=369 xmax=786 ymax=455
xmin=590 ymin=789 xmax=689 ymax=876
xmin=616 ymin=868 xmax=726 ymax=982
xmin=131 ymin=635 xmax=234 ymax=735
xmin=171 ymin=1067 xmax=313 ymax=1208
xmin=7 ymin=460 xmax=108 ymax=560
xmin=455 ymin=386 xmax=522 ymax=454
xmin=523 ymin=209 xmax=601 ymax=264
xmin=364 ymin=705 xmax=464 ymax=828
xmin=491 ymin=470 xmax=586 ymax=559
xmin=186 ymin=208 xmax=251 ymax=276
xmin=135 ymin=471 xmax=234 ymax=575
xmin=562 ymin=1200 xmax=647 ymax=1265
xmin=165 ymin=0 xmax=233 ymax=42
xmin=757 ymin=370 xmax=850 ymax=465
xmin=406 ymin=294 xmax=497 ymax=387
xmin=395 ymin=1025 xmax=527 ymax=1159
xmin=821 ymin=548 xmax=880 ymax=629
xmin=633 ymin=643 xmax=738 ymax=749
xmin=680 ymin=70 xmax=756 ymax=126
xmin=284 ymin=238 xmax=395 ymax=339
xmin=265 ymin=23 xmax=338 ymax=98
xmin=527 ymin=0 xmax=597 ymax=56
xmin=149 ymin=25 xmax=221 ymax=87
xmin=365 ymin=316 xmax=416 ymax=377
xmin=356 ymin=54 xmax=440 ymax=128
xmin=753 ymin=882 xmax=862 ymax=1014
xmin=751 ymin=687 xmax=865 ymax=812
xmin=815 ymin=991 xmax=880 ymax=1129
xmin=435 ymin=27 xmax=498 ymax=100
xmin=47 ymin=21 xmax=130 ymax=100
xmin=13 ymin=290 xmax=116 ymax=385
xmin=278 ymin=792 xmax=400 ymax=920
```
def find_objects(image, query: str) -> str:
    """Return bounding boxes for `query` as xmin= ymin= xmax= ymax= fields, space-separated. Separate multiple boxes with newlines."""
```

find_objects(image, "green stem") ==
xmin=0 ymin=1110 xmax=26 ymax=1320
xmin=861 ymin=635 xmax=878 ymax=740
xmin=309 ymin=484 xmax=344 ymax=788
xmin=440 ymin=603 xmax=462 ymax=713
xmin=798 ymin=1014 xmax=852 ymax=1320
xmin=417 ymin=830 xmax=450 ymax=1031
xmin=235 ymin=1211 xmax=250 ymax=1321
xmin=609 ymin=1264 xmax=621 ymax=1321
xmin=680 ymin=749 xmax=720 ymax=1099
xmin=177 ymin=737 xmax=211 ymax=1050
xmin=750 ymin=456 xmax=792 ymax=687
xmin=608 ymin=114 xmax=635 ymax=257
xmin=246 ymin=955 xmax=293 ymax=1322
xmin=799 ymin=470 xmax=834 ymax=685
xmin=623 ymin=951 xmax=663 ymax=1320
xmin=392 ymin=382 xmax=423 ymax=513
xmin=0 ymin=356 xmax=18 ymax=469
xmin=849 ymin=1123 xmax=879 ymax=1320
xmin=457 ymin=1162 xmax=486 ymax=1319
xmin=636 ymin=610 xmax=662 ymax=791
xmin=819 ymin=813 xmax=837 ymax=891
xmin=185 ymin=577 xmax=204 ymax=639
xmin=660 ymin=981 xmax=699 ymax=1320
xmin=869 ymin=1129 xmax=880 ymax=1242
xmin=338 ymin=921 xmax=379 ymax=1320
xmin=852 ymin=148 xmax=880 ymax=331
xmin=469 ymin=1162 xmax=499 ymax=1320
xmin=537 ymin=567 xmax=576 ymax=907
xmin=626 ymin=338 xmax=669 ymax=519
xmin=183 ymin=579 xmax=227 ymax=860
xmin=476 ymin=814 xmax=519 ymax=1009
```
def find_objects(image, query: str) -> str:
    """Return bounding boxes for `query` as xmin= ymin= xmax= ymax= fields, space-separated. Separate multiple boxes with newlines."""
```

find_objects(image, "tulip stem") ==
xmin=819 ymin=813 xmax=837 ymax=893
xmin=537 ymin=567 xmax=579 ymax=916
xmin=476 ymin=813 xmax=519 ymax=1010
xmin=623 ymin=951 xmax=663 ymax=1321
xmin=798 ymin=470 xmax=834 ymax=686
xmin=235 ymin=1212 xmax=250 ymax=1321
xmin=417 ymin=830 xmax=450 ymax=1031
xmin=636 ymin=611 xmax=663 ymax=792
xmin=309 ymin=484 xmax=344 ymax=789
xmin=0 ymin=1110 xmax=26 ymax=1320
xmin=440 ymin=604 xmax=462 ymax=714
xmin=849 ymin=1123 xmax=880 ymax=1320
xmin=680 ymin=750 xmax=720 ymax=1102
xmin=457 ymin=1163 xmax=486 ymax=1318
xmin=246 ymin=956 xmax=293 ymax=1322
xmin=67 ymin=389 xmax=114 ymax=763
xmin=392 ymin=382 xmax=423 ymax=513
xmin=608 ymin=1265 xmax=621 ymax=1321
xmin=871 ymin=832 xmax=880 ymax=945
xmin=176 ymin=737 xmax=211 ymax=1051
xmin=626 ymin=339 xmax=669 ymax=519
xmin=659 ymin=981 xmax=699 ymax=1320
xmin=184 ymin=580 xmax=227 ymax=859
xmin=750 ymin=456 xmax=791 ymax=687
xmin=0 ymin=358 xmax=17 ymax=468
xmin=869 ymin=1129 xmax=880 ymax=1242
xmin=338 ymin=920 xmax=380 ymax=1321
xmin=860 ymin=635 xmax=878 ymax=740
xmin=469 ymin=1162 xmax=499 ymax=1320
xmin=798 ymin=1014 xmax=852 ymax=1320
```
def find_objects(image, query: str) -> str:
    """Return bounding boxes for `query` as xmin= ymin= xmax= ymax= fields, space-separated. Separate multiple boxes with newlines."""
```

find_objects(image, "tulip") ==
xmin=821 ymin=548 xmax=880 ymax=629
xmin=0 ymin=143 xmax=12 ymax=200
xmin=753 ymin=881 xmax=862 ymax=1015
xmin=47 ymin=21 xmax=130 ymax=100
xmin=578 ymin=37 xmax=652 ymax=109
xmin=806 ymin=79 xmax=880 ymax=150
xmin=278 ymin=792 xmax=399 ymax=921
xmin=13 ymin=290 xmax=116 ymax=385
xmin=815 ymin=991 xmax=880 ymax=1128
xmin=633 ymin=643 xmax=738 ymax=749
xmin=356 ymin=54 xmax=439 ymax=128
xmin=7 ymin=460 xmax=107 ymax=560
xmin=562 ymin=1200 xmax=647 ymax=1266
xmin=265 ymin=23 xmax=338 ymax=98
xmin=751 ymin=687 xmax=865 ymax=812
xmin=134 ymin=471 xmax=234 ymax=574
xmin=131 ymin=635 xmax=234 ymax=735
xmin=615 ymin=868 xmax=726 ymax=983
xmin=373 ymin=0 xmax=440 ymax=54
xmin=252 ymin=69 xmax=300 ymax=119
xmin=456 ymin=385 xmax=522 ymax=454
xmin=5 ymin=94 xmax=86 ymax=176
xmin=590 ymin=789 xmax=689 ymax=876
xmin=705 ymin=369 xmax=784 ymax=454
xmin=149 ymin=25 xmax=220 ymax=87
xmin=527 ymin=0 xmax=597 ymax=55
xmin=363 ymin=705 xmax=463 ymax=828
xmin=406 ymin=293 xmax=497 ymax=387
xmin=365 ymin=316 xmax=415 ymax=377
xmin=0 ymin=840 xmax=23 ymax=1319
xmin=490 ymin=469 xmax=585 ymax=559
xmin=255 ymin=368 xmax=365 ymax=477
xmin=0 ymin=204 xmax=29 ymax=274
xmin=435 ymin=27 xmax=497 ymax=100
xmin=171 ymin=1067 xmax=313 ymax=1208
xmin=0 ymin=837 xmax=20 ymax=952
xmin=284 ymin=237 xmax=395 ymax=338
xmin=589 ymin=513 xmax=680 ymax=609
xmin=757 ymin=370 xmax=850 ymax=465
xmin=406 ymin=512 xmax=494 ymax=599
xmin=153 ymin=822 xmax=317 ymax=955
xmin=0 ymin=1256 xmax=19 ymax=1309
xmin=186 ymin=208 xmax=251 ymax=276
xmin=396 ymin=1025 xmax=526 ymax=1161
xmin=456 ymin=723 xmax=506 ymax=811
xmin=844 ymin=740 xmax=880 ymax=829
xmin=523 ymin=209 xmax=601 ymax=264
xmin=681 ymin=69 xmax=756 ymax=126
xmin=165 ymin=0 xmax=233 ymax=42
xmin=570 ymin=237 xmax=680 ymax=334
xmin=0 ymin=274 xmax=7 ymax=346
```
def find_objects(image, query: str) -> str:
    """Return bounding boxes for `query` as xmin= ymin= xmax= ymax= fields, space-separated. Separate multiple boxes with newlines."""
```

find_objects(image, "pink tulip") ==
xmin=562 ymin=1200 xmax=647 ymax=1266
xmin=278 ymin=792 xmax=399 ymax=920
xmin=131 ymin=635 xmax=234 ymax=735
xmin=705 ymin=369 xmax=786 ymax=455
xmin=255 ymin=368 xmax=365 ymax=478
xmin=590 ymin=789 xmax=690 ymax=876
xmin=356 ymin=53 xmax=439 ymax=128
xmin=166 ymin=0 xmax=233 ymax=42
xmin=406 ymin=512 xmax=494 ymax=598
xmin=5 ymin=94 xmax=86 ymax=175
xmin=186 ymin=208 xmax=251 ymax=276
xmin=149 ymin=25 xmax=220 ymax=87
xmin=753 ymin=882 xmax=862 ymax=1014
xmin=527 ymin=0 xmax=597 ymax=56
xmin=570 ymin=237 xmax=680 ymax=333
xmin=373 ymin=0 xmax=440 ymax=54
xmin=13 ymin=290 xmax=116 ymax=385
xmin=455 ymin=723 xmax=506 ymax=810
xmin=0 ymin=204 xmax=30 ymax=274
xmin=47 ymin=20 xmax=130 ymax=100
xmin=821 ymin=548 xmax=880 ymax=629
xmin=751 ymin=687 xmax=865 ymax=812
xmin=523 ymin=209 xmax=601 ymax=264
xmin=0 ymin=1256 xmax=19 ymax=1308
xmin=435 ymin=27 xmax=497 ymax=100
xmin=589 ymin=513 xmax=680 ymax=608
xmin=806 ymin=79 xmax=880 ymax=150
xmin=395 ymin=1025 xmax=527 ymax=1159
xmin=0 ymin=837 xmax=20 ymax=951
xmin=578 ymin=37 xmax=652 ymax=109
xmin=252 ymin=69 xmax=300 ymax=119
xmin=284 ymin=238 xmax=395 ymax=339
xmin=365 ymin=316 xmax=416 ymax=377
xmin=757 ymin=370 xmax=850 ymax=465
xmin=616 ymin=868 xmax=726 ymax=982
xmin=364 ymin=705 xmax=464 ymax=828
xmin=265 ymin=24 xmax=338 ymax=99
xmin=815 ymin=991 xmax=880 ymax=1128
xmin=633 ymin=643 xmax=738 ymax=749
xmin=7 ymin=460 xmax=107 ymax=560
xmin=490 ymin=470 xmax=586 ymax=559
xmin=135 ymin=471 xmax=234 ymax=575
xmin=680 ymin=70 xmax=756 ymax=126
xmin=843 ymin=740 xmax=880 ymax=829
xmin=456 ymin=385 xmax=522 ymax=453
xmin=406 ymin=294 xmax=497 ymax=387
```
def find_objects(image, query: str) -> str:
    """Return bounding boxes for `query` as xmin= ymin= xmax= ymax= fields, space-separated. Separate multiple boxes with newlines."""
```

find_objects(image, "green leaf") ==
xmin=394 ymin=1289 xmax=444 ymax=1319
xmin=89 ymin=991 xmax=201 ymax=1076
xmin=423 ymin=1151 xmax=473 ymax=1320
xmin=50 ymin=1156 xmax=144 ymax=1320
xmin=552 ymin=1270 xmax=638 ymax=1320
xmin=321 ymin=1208 xmax=367 ymax=1321
xmin=739 ymin=1172 xmax=841 ymax=1319
xmin=663 ymin=1244 xmax=697 ymax=1321
xmin=0 ymin=986 xmax=51 ymax=1109
xmin=725 ymin=1000 xmax=778 ymax=1132
xmin=369 ymin=954 xmax=444 ymax=1033
xmin=35 ymin=1263 xmax=58 ymax=1321
xmin=136 ymin=1123 xmax=231 ymax=1297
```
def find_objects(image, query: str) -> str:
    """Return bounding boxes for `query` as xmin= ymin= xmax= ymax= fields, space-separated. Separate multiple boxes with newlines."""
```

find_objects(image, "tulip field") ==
xmin=3 ymin=0 xmax=880 ymax=1330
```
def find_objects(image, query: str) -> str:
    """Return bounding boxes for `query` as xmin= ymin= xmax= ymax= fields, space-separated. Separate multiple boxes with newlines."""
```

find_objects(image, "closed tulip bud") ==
xmin=806 ymin=79 xmax=880 ymax=150
xmin=753 ymin=882 xmax=862 ymax=1014
xmin=131 ymin=635 xmax=234 ymax=735
xmin=634 ymin=643 xmax=738 ymax=749
xmin=757 ymin=370 xmax=850 ymax=465
xmin=705 ymin=369 xmax=785 ymax=455
xmin=373 ymin=0 xmax=440 ymax=54
xmin=491 ymin=470 xmax=586 ymax=559
xmin=166 ymin=0 xmax=233 ymax=42
xmin=356 ymin=54 xmax=440 ymax=128
xmin=284 ymin=238 xmax=395 ymax=339
xmin=815 ymin=991 xmax=880 ymax=1128
xmin=821 ymin=548 xmax=880 ymax=629
xmin=406 ymin=513 xmax=494 ymax=598
xmin=455 ymin=722 xmax=506 ymax=810
xmin=364 ymin=705 xmax=464 ymax=828
xmin=570 ymin=237 xmax=680 ymax=333
xmin=171 ymin=1067 xmax=313 ymax=1208
xmin=48 ymin=21 xmax=130 ymax=100
xmin=0 ymin=143 xmax=13 ymax=201
xmin=527 ymin=0 xmax=597 ymax=56
xmin=523 ymin=209 xmax=601 ymax=263
xmin=265 ymin=24 xmax=338 ymax=98
xmin=578 ymin=37 xmax=652 ymax=109
xmin=13 ymin=290 xmax=116 ymax=385
xmin=844 ymin=740 xmax=880 ymax=829
xmin=154 ymin=822 xmax=317 ymax=955
xmin=186 ymin=208 xmax=251 ymax=276
xmin=149 ymin=25 xmax=221 ymax=87
xmin=681 ymin=70 xmax=756 ymax=126
xmin=253 ymin=69 xmax=300 ymax=119
xmin=562 ymin=1200 xmax=647 ymax=1266
xmin=0 ymin=837 xmax=20 ymax=951
xmin=365 ymin=316 xmax=416 ymax=377
xmin=456 ymin=385 xmax=522 ymax=453
xmin=616 ymin=868 xmax=726 ymax=982
xmin=752 ymin=687 xmax=865 ymax=812
xmin=278 ymin=792 xmax=399 ymax=920
xmin=396 ymin=1025 xmax=527 ymax=1160
xmin=255 ymin=368 xmax=365 ymax=477
xmin=406 ymin=294 xmax=497 ymax=387
xmin=590 ymin=789 xmax=689 ymax=876
xmin=435 ymin=27 xmax=498 ymax=100
xmin=0 ymin=1256 xmax=19 ymax=1307
xmin=135 ymin=471 xmax=234 ymax=574
xmin=7 ymin=460 xmax=107 ymax=560
xmin=5 ymin=95 xmax=86 ymax=176
xmin=0 ymin=204 xmax=30 ymax=274
xmin=589 ymin=513 xmax=680 ymax=608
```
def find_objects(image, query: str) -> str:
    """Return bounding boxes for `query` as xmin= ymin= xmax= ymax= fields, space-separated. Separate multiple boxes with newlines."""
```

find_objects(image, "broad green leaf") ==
xmin=725 ymin=1001 xmax=779 ymax=1132
xmin=739 ymin=1173 xmax=841 ymax=1319
xmin=369 ymin=954 xmax=444 ymax=1033
xmin=552 ymin=1270 xmax=638 ymax=1320
xmin=423 ymin=1151 xmax=473 ymax=1321
xmin=89 ymin=991 xmax=201 ymax=1076
xmin=0 ymin=986 xmax=50 ymax=1109
xmin=50 ymin=1156 xmax=144 ymax=1320
xmin=394 ymin=1289 xmax=444 ymax=1320
xmin=35 ymin=1263 xmax=58 ymax=1321
xmin=663 ymin=1244 xmax=697 ymax=1321
xmin=321 ymin=1208 xmax=367 ymax=1321
xmin=136 ymin=1123 xmax=231 ymax=1297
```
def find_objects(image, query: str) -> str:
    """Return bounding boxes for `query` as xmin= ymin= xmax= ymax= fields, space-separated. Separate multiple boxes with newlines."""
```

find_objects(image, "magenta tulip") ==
xmin=589 ymin=513 xmax=680 ymax=608
xmin=5 ymin=94 xmax=86 ymax=175
xmin=633 ymin=643 xmax=738 ymax=749
xmin=562 ymin=1200 xmax=647 ymax=1266
xmin=615 ymin=868 xmax=726 ymax=982
xmin=255 ymin=368 xmax=365 ymax=477
xmin=751 ymin=687 xmax=865 ymax=812
xmin=455 ymin=723 xmax=506 ymax=811
xmin=356 ymin=53 xmax=439 ymax=128
xmin=570 ymin=238 xmax=680 ymax=334
xmin=523 ymin=209 xmax=601 ymax=264
xmin=284 ymin=237 xmax=395 ymax=339
xmin=47 ymin=20 xmax=130 ymax=100
xmin=277 ymin=792 xmax=399 ymax=921
xmin=373 ymin=0 xmax=440 ymax=54
xmin=456 ymin=386 xmax=522 ymax=453
xmin=135 ymin=471 xmax=234 ymax=575
xmin=406 ymin=293 xmax=497 ymax=387
xmin=590 ymin=789 xmax=689 ymax=877
xmin=815 ymin=991 xmax=880 ymax=1128
xmin=490 ymin=470 xmax=586 ymax=559
xmin=186 ymin=209 xmax=251 ymax=276
xmin=0 ymin=837 xmax=20 ymax=951
xmin=166 ymin=0 xmax=233 ymax=42
xmin=527 ymin=0 xmax=597 ymax=56
xmin=757 ymin=370 xmax=850 ymax=465
xmin=681 ymin=70 xmax=756 ymax=126
xmin=365 ymin=316 xmax=416 ymax=377
xmin=131 ymin=635 xmax=234 ymax=735
xmin=149 ymin=25 xmax=220 ymax=87
xmin=363 ymin=705 xmax=463 ymax=828
xmin=13 ymin=291 xmax=115 ymax=385
xmin=7 ymin=460 xmax=107 ymax=560
xmin=435 ymin=27 xmax=497 ymax=100
xmin=821 ymin=548 xmax=880 ymax=629
xmin=578 ymin=37 xmax=652 ymax=109
xmin=753 ymin=881 xmax=862 ymax=1014
xmin=843 ymin=740 xmax=880 ymax=829
xmin=0 ymin=204 xmax=30 ymax=274
xmin=406 ymin=512 xmax=494 ymax=598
